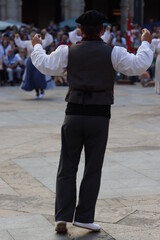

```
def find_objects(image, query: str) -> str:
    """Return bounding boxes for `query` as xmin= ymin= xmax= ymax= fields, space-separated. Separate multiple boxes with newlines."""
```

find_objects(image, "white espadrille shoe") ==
xmin=73 ymin=221 xmax=101 ymax=231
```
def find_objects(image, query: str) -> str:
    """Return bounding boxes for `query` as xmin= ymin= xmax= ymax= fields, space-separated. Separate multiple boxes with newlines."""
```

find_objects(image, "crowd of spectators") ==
xmin=0 ymin=20 xmax=159 ymax=87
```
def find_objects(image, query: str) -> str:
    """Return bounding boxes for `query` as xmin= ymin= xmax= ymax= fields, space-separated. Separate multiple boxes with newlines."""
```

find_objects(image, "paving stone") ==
xmin=8 ymin=226 xmax=70 ymax=240
xmin=0 ymin=215 xmax=52 ymax=230
xmin=0 ymin=160 xmax=55 ymax=199
xmin=68 ymin=225 xmax=115 ymax=240
xmin=100 ymin=222 xmax=145 ymax=235
xmin=0 ymin=195 xmax=55 ymax=215
xmin=95 ymin=205 xmax=136 ymax=223
xmin=133 ymin=204 xmax=160 ymax=213
xmin=0 ymin=178 xmax=19 ymax=196
xmin=139 ymin=168 xmax=160 ymax=181
xmin=0 ymin=230 xmax=14 ymax=240
xmin=13 ymin=157 xmax=52 ymax=169
xmin=117 ymin=210 xmax=160 ymax=228
xmin=116 ymin=186 xmax=160 ymax=197
xmin=97 ymin=199 xmax=125 ymax=209
xmin=0 ymin=209 xmax=29 ymax=217
xmin=43 ymin=215 xmax=55 ymax=225
xmin=112 ymin=229 xmax=160 ymax=240
xmin=119 ymin=195 xmax=160 ymax=207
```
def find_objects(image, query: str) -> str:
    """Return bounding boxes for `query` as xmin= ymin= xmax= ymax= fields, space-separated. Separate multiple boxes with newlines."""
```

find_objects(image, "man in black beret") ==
xmin=31 ymin=10 xmax=153 ymax=233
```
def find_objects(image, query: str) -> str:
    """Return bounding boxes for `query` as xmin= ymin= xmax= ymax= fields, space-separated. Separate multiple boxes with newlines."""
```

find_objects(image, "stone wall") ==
xmin=0 ymin=0 xmax=22 ymax=21
xmin=61 ymin=0 xmax=85 ymax=20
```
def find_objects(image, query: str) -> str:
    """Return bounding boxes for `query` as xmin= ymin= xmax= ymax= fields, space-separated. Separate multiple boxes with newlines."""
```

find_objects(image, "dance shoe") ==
xmin=73 ymin=221 xmax=101 ymax=231
xmin=39 ymin=93 xmax=45 ymax=99
xmin=55 ymin=221 xmax=67 ymax=233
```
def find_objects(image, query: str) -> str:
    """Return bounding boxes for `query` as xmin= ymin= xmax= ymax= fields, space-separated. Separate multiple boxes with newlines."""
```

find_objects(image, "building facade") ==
xmin=0 ymin=0 xmax=160 ymax=31
xmin=0 ymin=0 xmax=22 ymax=21
xmin=61 ymin=0 xmax=85 ymax=20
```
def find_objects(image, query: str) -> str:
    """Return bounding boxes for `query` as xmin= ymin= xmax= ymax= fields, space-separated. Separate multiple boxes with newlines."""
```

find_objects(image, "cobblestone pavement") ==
xmin=0 ymin=84 xmax=160 ymax=240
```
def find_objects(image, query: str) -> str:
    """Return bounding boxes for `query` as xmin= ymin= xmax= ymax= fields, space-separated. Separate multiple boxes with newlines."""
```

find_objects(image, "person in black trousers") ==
xmin=31 ymin=10 xmax=153 ymax=233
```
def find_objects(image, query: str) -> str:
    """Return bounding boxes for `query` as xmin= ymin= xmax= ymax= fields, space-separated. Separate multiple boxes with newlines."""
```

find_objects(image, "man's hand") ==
xmin=15 ymin=33 xmax=20 ymax=38
xmin=106 ymin=25 xmax=111 ymax=31
xmin=141 ymin=28 xmax=152 ymax=44
xmin=76 ymin=28 xmax=81 ymax=36
xmin=41 ymin=29 xmax=47 ymax=36
xmin=41 ymin=29 xmax=47 ymax=39
xmin=32 ymin=34 xmax=42 ymax=47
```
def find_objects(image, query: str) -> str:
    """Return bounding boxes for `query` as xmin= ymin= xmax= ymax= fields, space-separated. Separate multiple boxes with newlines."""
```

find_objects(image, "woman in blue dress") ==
xmin=15 ymin=29 xmax=54 ymax=99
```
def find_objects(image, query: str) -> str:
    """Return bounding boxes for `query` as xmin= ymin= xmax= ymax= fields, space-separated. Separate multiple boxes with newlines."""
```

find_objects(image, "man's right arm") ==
xmin=31 ymin=43 xmax=69 ymax=76
xmin=112 ymin=29 xmax=154 ymax=76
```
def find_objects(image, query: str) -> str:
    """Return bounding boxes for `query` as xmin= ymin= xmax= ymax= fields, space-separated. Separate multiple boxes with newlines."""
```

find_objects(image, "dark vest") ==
xmin=66 ymin=40 xmax=115 ymax=105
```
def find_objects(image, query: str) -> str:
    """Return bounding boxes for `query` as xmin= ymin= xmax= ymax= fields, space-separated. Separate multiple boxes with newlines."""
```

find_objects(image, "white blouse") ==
xmin=151 ymin=38 xmax=160 ymax=54
xmin=15 ymin=33 xmax=53 ymax=58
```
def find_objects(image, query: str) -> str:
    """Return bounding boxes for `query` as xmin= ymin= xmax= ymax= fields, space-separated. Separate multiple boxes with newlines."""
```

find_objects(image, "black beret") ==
xmin=75 ymin=10 xmax=107 ymax=26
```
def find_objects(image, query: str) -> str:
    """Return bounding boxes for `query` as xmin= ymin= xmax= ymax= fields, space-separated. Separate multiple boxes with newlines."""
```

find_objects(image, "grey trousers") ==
xmin=55 ymin=115 xmax=110 ymax=223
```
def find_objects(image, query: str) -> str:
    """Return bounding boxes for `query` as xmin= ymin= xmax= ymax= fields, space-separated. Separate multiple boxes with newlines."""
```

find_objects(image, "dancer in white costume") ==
xmin=15 ymin=30 xmax=53 ymax=58
xmin=15 ymin=30 xmax=54 ymax=98
xmin=151 ymin=31 xmax=160 ymax=94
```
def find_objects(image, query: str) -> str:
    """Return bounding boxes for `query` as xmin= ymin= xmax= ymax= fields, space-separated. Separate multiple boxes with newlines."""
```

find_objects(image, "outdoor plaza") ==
xmin=0 ymin=83 xmax=160 ymax=240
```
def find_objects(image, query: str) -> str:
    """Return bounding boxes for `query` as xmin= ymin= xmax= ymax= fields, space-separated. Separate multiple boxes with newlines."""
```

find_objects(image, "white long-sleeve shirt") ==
xmin=31 ymin=41 xmax=153 ymax=77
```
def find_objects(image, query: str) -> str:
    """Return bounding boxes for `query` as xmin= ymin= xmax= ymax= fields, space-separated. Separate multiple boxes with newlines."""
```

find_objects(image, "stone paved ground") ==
xmin=0 ymin=84 xmax=160 ymax=240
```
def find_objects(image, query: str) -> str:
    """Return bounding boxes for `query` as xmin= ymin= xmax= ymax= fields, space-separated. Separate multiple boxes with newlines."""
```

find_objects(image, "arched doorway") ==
xmin=22 ymin=0 xmax=61 ymax=28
